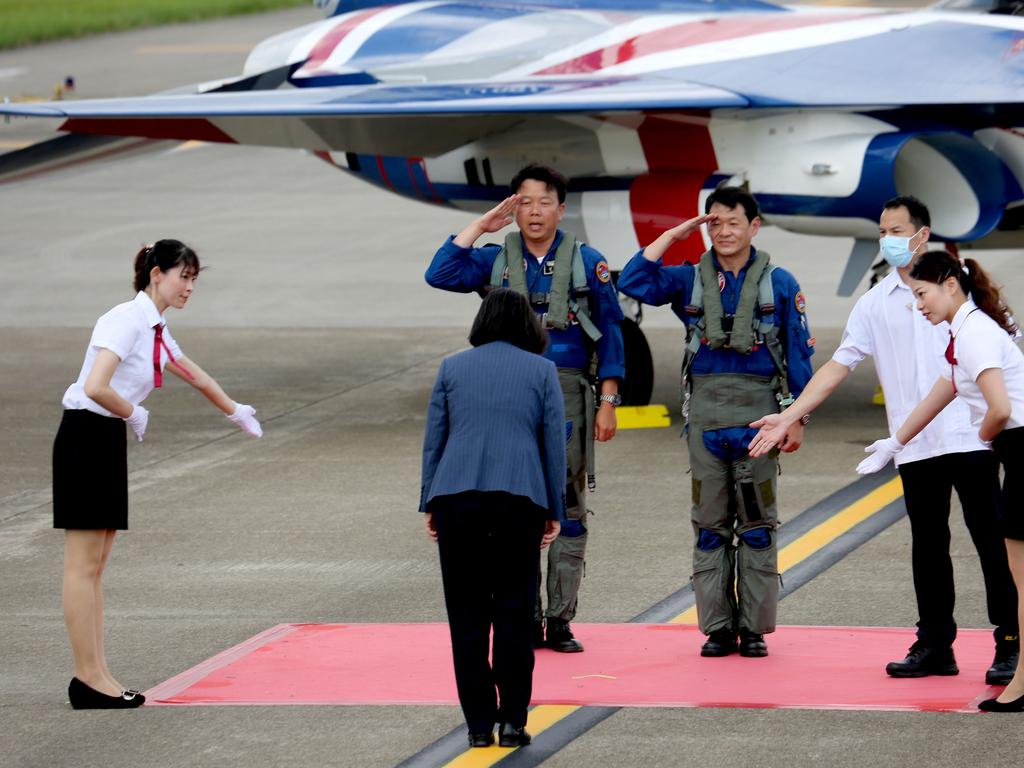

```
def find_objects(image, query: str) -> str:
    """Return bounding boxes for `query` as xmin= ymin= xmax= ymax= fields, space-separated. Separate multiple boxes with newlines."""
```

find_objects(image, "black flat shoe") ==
xmin=979 ymin=693 xmax=1024 ymax=712
xmin=68 ymin=677 xmax=144 ymax=709
xmin=468 ymin=730 xmax=494 ymax=747
xmin=498 ymin=722 xmax=531 ymax=747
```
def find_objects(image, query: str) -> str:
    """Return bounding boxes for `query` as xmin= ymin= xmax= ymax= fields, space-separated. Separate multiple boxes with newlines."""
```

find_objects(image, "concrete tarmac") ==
xmin=1 ymin=7 xmax=1023 ymax=767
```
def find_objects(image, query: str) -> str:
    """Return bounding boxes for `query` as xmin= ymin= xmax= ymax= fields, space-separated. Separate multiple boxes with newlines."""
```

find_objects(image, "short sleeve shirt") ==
xmin=942 ymin=299 xmax=1024 ymax=430
xmin=62 ymin=292 xmax=183 ymax=416
xmin=831 ymin=271 xmax=984 ymax=465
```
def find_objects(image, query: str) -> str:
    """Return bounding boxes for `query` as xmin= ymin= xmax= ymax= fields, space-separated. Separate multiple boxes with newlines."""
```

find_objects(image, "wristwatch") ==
xmin=799 ymin=414 xmax=811 ymax=426
xmin=598 ymin=393 xmax=622 ymax=407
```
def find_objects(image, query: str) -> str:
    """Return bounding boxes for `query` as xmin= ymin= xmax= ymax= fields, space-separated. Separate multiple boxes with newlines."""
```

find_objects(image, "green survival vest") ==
xmin=681 ymin=249 xmax=791 ymax=406
xmin=489 ymin=232 xmax=602 ymax=344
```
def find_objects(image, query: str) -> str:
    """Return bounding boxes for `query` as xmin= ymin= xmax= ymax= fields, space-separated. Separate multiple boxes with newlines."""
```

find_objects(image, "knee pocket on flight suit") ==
xmin=546 ymin=531 xmax=587 ymax=620
xmin=736 ymin=530 xmax=779 ymax=634
xmin=692 ymin=541 xmax=737 ymax=635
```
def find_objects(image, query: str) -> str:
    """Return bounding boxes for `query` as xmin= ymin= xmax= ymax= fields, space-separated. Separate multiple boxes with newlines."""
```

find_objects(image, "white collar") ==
xmin=134 ymin=291 xmax=165 ymax=328
xmin=950 ymin=298 xmax=980 ymax=338
xmin=881 ymin=269 xmax=910 ymax=295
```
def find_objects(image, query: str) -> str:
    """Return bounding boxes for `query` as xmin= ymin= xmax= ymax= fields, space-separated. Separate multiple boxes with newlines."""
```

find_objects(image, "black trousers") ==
xmin=899 ymin=450 xmax=1018 ymax=647
xmin=432 ymin=491 xmax=546 ymax=733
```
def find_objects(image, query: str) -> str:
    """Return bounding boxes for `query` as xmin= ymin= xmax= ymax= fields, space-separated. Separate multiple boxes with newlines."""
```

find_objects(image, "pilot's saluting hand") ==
xmin=477 ymin=194 xmax=522 ymax=233
xmin=666 ymin=213 xmax=717 ymax=242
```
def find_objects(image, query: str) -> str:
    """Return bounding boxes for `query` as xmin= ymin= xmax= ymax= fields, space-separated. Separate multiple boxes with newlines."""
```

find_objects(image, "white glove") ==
xmin=124 ymin=405 xmax=149 ymax=442
xmin=227 ymin=403 xmax=262 ymax=437
xmin=856 ymin=436 xmax=904 ymax=474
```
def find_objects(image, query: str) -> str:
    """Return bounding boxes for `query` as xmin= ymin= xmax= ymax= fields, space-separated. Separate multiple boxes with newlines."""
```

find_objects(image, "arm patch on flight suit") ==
xmin=794 ymin=291 xmax=807 ymax=313
xmin=595 ymin=261 xmax=611 ymax=283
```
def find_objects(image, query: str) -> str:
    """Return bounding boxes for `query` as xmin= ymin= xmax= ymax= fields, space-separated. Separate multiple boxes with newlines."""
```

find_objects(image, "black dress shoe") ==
xmin=498 ymin=723 xmax=532 ymax=747
xmin=885 ymin=642 xmax=958 ymax=678
xmin=979 ymin=693 xmax=1024 ymax=712
xmin=545 ymin=619 xmax=583 ymax=653
xmin=68 ymin=677 xmax=145 ymax=709
xmin=739 ymin=630 xmax=768 ymax=658
xmin=468 ymin=730 xmax=494 ymax=747
xmin=700 ymin=628 xmax=738 ymax=657
xmin=986 ymin=643 xmax=1019 ymax=686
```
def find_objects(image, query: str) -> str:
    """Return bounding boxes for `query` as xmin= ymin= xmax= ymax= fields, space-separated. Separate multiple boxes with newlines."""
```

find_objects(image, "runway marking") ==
xmin=135 ymin=44 xmax=253 ymax=54
xmin=616 ymin=404 xmax=671 ymax=429
xmin=416 ymin=470 xmax=906 ymax=768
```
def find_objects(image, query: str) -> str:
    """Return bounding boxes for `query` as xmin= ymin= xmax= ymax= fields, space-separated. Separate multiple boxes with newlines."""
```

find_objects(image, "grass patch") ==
xmin=0 ymin=0 xmax=313 ymax=50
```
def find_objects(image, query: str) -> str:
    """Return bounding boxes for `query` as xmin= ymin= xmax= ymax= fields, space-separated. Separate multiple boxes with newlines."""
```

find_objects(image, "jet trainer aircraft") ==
xmin=2 ymin=0 xmax=1024 ymax=402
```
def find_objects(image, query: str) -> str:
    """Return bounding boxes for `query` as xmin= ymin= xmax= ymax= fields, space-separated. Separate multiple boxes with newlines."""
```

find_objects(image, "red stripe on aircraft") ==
xmin=60 ymin=118 xmax=237 ymax=144
xmin=376 ymin=155 xmax=395 ymax=191
xmin=631 ymin=115 xmax=719 ymax=265
xmin=300 ymin=7 xmax=389 ymax=74
xmin=535 ymin=14 xmax=876 ymax=75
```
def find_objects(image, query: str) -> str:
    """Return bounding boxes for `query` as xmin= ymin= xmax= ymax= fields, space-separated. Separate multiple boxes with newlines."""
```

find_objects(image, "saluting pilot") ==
xmin=425 ymin=163 xmax=625 ymax=653
xmin=618 ymin=186 xmax=814 ymax=658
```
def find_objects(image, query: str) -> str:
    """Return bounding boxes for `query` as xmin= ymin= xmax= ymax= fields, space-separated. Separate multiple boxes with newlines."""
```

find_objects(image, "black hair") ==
xmin=509 ymin=163 xmax=567 ymax=204
xmin=882 ymin=195 xmax=931 ymax=229
xmin=469 ymin=288 xmax=548 ymax=354
xmin=909 ymin=250 xmax=1016 ymax=337
xmin=133 ymin=239 xmax=200 ymax=292
xmin=705 ymin=185 xmax=759 ymax=222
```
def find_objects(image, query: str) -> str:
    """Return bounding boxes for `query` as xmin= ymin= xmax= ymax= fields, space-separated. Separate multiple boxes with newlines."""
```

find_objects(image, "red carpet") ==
xmin=145 ymin=624 xmax=1001 ymax=713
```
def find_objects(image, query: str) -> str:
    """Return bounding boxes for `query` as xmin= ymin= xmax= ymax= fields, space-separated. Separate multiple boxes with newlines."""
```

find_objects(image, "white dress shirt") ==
xmin=942 ymin=299 xmax=1024 ymax=430
xmin=63 ymin=292 xmax=183 ymax=417
xmin=832 ymin=270 xmax=984 ymax=466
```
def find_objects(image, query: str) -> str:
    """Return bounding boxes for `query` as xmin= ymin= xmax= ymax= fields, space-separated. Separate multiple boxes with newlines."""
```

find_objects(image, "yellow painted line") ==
xmin=441 ymin=475 xmax=904 ymax=765
xmin=443 ymin=706 xmax=580 ymax=768
xmin=617 ymin=404 xmax=671 ymax=430
xmin=136 ymin=44 xmax=253 ymax=54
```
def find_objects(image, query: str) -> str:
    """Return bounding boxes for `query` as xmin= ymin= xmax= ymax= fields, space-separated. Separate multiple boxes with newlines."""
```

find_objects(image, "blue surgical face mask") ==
xmin=879 ymin=228 xmax=924 ymax=268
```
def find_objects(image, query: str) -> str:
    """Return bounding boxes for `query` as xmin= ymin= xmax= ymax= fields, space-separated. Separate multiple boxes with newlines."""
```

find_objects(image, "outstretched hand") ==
xmin=476 ymin=194 xmax=521 ymax=234
xmin=748 ymin=413 xmax=789 ymax=457
xmin=856 ymin=436 xmax=904 ymax=474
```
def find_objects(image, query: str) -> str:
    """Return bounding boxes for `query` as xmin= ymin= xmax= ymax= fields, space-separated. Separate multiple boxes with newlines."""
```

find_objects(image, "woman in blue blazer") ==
xmin=421 ymin=288 xmax=566 ymax=748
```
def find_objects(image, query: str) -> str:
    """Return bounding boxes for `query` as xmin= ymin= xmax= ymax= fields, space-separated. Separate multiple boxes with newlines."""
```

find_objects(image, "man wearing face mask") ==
xmin=748 ymin=195 xmax=1018 ymax=682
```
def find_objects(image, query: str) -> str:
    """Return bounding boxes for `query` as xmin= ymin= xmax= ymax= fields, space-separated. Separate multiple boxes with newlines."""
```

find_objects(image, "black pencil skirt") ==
xmin=993 ymin=426 xmax=1024 ymax=541
xmin=52 ymin=409 xmax=129 ymax=530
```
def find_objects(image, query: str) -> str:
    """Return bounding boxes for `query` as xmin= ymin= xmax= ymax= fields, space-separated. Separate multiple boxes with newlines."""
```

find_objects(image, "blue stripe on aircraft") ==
xmin=330 ymin=1 xmax=786 ymax=16
xmin=348 ymin=4 xmax=525 ymax=66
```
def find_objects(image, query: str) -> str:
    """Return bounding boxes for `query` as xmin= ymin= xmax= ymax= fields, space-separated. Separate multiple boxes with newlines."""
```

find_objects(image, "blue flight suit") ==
xmin=618 ymin=246 xmax=814 ymax=637
xmin=426 ymin=229 xmax=625 ymax=623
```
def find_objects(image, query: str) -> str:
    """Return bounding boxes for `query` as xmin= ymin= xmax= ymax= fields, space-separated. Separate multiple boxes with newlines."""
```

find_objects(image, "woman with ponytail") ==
xmin=856 ymin=250 xmax=1024 ymax=712
xmin=53 ymin=239 xmax=263 ymax=709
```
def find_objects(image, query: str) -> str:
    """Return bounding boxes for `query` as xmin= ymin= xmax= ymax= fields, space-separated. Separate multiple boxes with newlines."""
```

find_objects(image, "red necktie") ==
xmin=153 ymin=324 xmax=165 ymax=388
xmin=945 ymin=331 xmax=958 ymax=395
xmin=153 ymin=324 xmax=194 ymax=387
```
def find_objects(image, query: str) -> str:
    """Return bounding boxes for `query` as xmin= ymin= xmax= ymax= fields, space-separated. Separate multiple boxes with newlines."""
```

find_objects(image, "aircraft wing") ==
xmin=1 ymin=77 xmax=747 ymax=157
